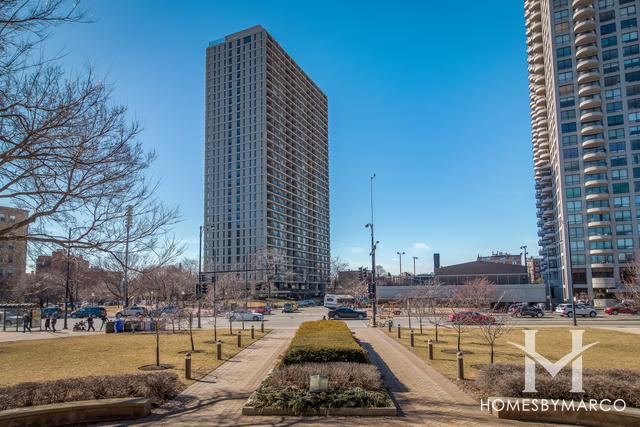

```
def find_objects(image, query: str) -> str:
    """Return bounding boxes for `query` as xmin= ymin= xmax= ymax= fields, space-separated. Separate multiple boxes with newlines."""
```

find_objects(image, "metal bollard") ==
xmin=260 ymin=320 xmax=264 ymax=333
xmin=427 ymin=339 xmax=434 ymax=360
xmin=216 ymin=340 xmax=222 ymax=360
xmin=251 ymin=325 xmax=255 ymax=339
xmin=185 ymin=352 xmax=192 ymax=380
xmin=410 ymin=330 xmax=415 ymax=347
xmin=457 ymin=351 xmax=464 ymax=380
xmin=237 ymin=330 xmax=242 ymax=347
xmin=397 ymin=324 xmax=401 ymax=339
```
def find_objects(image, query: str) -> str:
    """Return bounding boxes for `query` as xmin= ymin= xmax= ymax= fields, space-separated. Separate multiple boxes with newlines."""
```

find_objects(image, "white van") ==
xmin=323 ymin=294 xmax=355 ymax=309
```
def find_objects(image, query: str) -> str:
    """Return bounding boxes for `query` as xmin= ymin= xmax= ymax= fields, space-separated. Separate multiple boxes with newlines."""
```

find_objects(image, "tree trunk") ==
xmin=189 ymin=312 xmax=195 ymax=351
xmin=229 ymin=319 xmax=233 ymax=335
xmin=490 ymin=344 xmax=494 ymax=365
xmin=457 ymin=330 xmax=461 ymax=352
xmin=435 ymin=324 xmax=439 ymax=342
xmin=155 ymin=321 xmax=160 ymax=366
xmin=419 ymin=318 xmax=423 ymax=335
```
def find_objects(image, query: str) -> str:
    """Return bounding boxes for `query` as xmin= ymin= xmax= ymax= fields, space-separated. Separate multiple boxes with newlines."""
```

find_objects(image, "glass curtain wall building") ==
xmin=526 ymin=0 xmax=639 ymax=306
xmin=204 ymin=25 xmax=330 ymax=298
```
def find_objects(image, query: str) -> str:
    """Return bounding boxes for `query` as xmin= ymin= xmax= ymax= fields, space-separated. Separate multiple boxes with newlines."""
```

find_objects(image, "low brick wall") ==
xmin=0 ymin=397 xmax=150 ymax=427
xmin=242 ymin=405 xmax=397 ymax=416
xmin=487 ymin=397 xmax=640 ymax=427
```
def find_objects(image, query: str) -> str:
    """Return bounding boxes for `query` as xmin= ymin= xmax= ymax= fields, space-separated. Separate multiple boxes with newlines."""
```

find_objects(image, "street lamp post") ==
xmin=123 ymin=205 xmax=133 ymax=309
xmin=366 ymin=173 xmax=378 ymax=327
xmin=412 ymin=256 xmax=418 ymax=277
xmin=396 ymin=251 xmax=405 ymax=277
xmin=63 ymin=228 xmax=72 ymax=329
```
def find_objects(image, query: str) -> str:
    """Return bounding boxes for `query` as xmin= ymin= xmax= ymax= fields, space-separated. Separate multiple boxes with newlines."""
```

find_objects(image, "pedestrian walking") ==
xmin=87 ymin=315 xmax=95 ymax=332
xmin=22 ymin=312 xmax=31 ymax=333
xmin=44 ymin=317 xmax=51 ymax=331
xmin=99 ymin=314 xmax=107 ymax=331
xmin=51 ymin=314 xmax=57 ymax=332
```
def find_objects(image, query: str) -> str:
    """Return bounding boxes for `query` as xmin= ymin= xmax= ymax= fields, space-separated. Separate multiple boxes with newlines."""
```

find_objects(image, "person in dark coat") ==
xmin=22 ymin=312 xmax=31 ymax=333
xmin=99 ymin=314 xmax=107 ymax=331
xmin=87 ymin=315 xmax=95 ymax=332
xmin=51 ymin=314 xmax=57 ymax=332
xmin=44 ymin=317 xmax=51 ymax=331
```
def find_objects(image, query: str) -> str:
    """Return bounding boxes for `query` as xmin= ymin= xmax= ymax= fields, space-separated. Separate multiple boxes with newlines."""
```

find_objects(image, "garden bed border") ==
xmin=242 ymin=402 xmax=397 ymax=416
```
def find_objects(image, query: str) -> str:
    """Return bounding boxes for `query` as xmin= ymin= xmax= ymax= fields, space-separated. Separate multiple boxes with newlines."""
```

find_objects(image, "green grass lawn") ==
xmin=385 ymin=326 xmax=640 ymax=380
xmin=0 ymin=328 xmax=267 ymax=386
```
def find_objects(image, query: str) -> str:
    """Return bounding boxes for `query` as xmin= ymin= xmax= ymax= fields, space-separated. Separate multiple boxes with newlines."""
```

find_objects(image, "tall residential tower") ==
xmin=204 ymin=26 xmax=330 ymax=298
xmin=526 ymin=0 xmax=639 ymax=306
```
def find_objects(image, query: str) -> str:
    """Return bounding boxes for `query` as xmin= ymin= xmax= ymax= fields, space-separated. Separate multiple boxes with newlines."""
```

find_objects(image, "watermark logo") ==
xmin=509 ymin=330 xmax=598 ymax=393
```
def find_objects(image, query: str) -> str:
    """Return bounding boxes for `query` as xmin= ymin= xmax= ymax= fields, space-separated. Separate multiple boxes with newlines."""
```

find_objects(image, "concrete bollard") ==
xmin=427 ymin=339 xmax=434 ymax=360
xmin=261 ymin=320 xmax=264 ymax=333
xmin=185 ymin=352 xmax=192 ymax=380
xmin=397 ymin=324 xmax=401 ymax=339
xmin=251 ymin=325 xmax=255 ymax=339
xmin=216 ymin=340 xmax=222 ymax=360
xmin=237 ymin=331 xmax=242 ymax=347
xmin=410 ymin=330 xmax=415 ymax=347
xmin=457 ymin=351 xmax=464 ymax=380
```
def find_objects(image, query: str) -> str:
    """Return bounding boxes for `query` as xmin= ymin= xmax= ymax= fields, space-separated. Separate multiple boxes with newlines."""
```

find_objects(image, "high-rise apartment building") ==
xmin=526 ymin=0 xmax=639 ymax=306
xmin=0 ymin=206 xmax=28 ymax=299
xmin=203 ymin=26 xmax=330 ymax=298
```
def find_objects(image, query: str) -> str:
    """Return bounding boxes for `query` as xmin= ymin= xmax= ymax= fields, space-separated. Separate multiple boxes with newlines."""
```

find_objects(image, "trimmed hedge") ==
xmin=282 ymin=320 xmax=368 ymax=365
xmin=0 ymin=372 xmax=182 ymax=411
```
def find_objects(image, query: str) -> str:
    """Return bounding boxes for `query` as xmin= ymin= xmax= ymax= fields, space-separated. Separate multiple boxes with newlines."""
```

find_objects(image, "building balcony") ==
xmin=591 ymin=262 xmax=614 ymax=268
xmin=589 ymin=248 xmax=613 ymax=255
xmin=583 ymin=165 xmax=607 ymax=174
xmin=592 ymin=277 xmax=615 ymax=288
xmin=587 ymin=220 xmax=611 ymax=227
xmin=579 ymin=96 xmax=601 ymax=109
xmin=582 ymin=151 xmax=606 ymax=162
xmin=576 ymin=57 xmax=599 ymax=72
xmin=582 ymin=136 xmax=605 ymax=149
xmin=588 ymin=234 xmax=612 ymax=241
xmin=574 ymin=19 xmax=596 ymax=34
xmin=587 ymin=207 xmax=609 ymax=214
xmin=573 ymin=6 xmax=595 ymax=21
xmin=585 ymin=192 xmax=608 ymax=201
xmin=576 ymin=45 xmax=598 ymax=59
xmin=580 ymin=111 xmax=603 ymax=122
xmin=584 ymin=178 xmax=608 ymax=187
xmin=581 ymin=123 xmax=604 ymax=136
xmin=572 ymin=0 xmax=593 ymax=8
xmin=577 ymin=70 xmax=600 ymax=84
xmin=578 ymin=82 xmax=600 ymax=96
xmin=575 ymin=31 xmax=597 ymax=46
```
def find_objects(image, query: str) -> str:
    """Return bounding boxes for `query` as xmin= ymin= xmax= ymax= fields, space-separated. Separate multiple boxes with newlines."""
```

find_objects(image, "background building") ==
xmin=435 ymin=260 xmax=530 ymax=286
xmin=527 ymin=256 xmax=543 ymax=282
xmin=203 ymin=25 xmax=330 ymax=298
xmin=477 ymin=251 xmax=523 ymax=265
xmin=0 ymin=206 xmax=28 ymax=299
xmin=525 ymin=0 xmax=640 ymax=306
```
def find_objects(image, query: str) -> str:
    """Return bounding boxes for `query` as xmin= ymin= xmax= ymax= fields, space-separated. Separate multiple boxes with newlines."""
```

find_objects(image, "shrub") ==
xmin=249 ymin=386 xmax=391 ymax=414
xmin=265 ymin=362 xmax=384 ymax=391
xmin=282 ymin=320 xmax=368 ymax=365
xmin=0 ymin=372 xmax=183 ymax=411
xmin=474 ymin=364 xmax=640 ymax=408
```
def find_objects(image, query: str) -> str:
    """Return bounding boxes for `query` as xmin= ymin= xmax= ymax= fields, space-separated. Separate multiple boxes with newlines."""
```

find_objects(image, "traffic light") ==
xmin=199 ymin=274 xmax=206 ymax=283
xmin=201 ymin=283 xmax=208 ymax=294
xmin=358 ymin=267 xmax=364 ymax=282
xmin=195 ymin=283 xmax=201 ymax=296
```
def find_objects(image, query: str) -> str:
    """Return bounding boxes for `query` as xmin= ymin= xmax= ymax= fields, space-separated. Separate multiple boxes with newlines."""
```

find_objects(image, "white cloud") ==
xmin=413 ymin=242 xmax=431 ymax=250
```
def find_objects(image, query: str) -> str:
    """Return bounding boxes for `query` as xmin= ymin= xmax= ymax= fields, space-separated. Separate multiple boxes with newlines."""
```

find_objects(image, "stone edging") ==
xmin=242 ymin=404 xmax=397 ymax=416
xmin=487 ymin=396 xmax=640 ymax=427
xmin=0 ymin=397 xmax=150 ymax=427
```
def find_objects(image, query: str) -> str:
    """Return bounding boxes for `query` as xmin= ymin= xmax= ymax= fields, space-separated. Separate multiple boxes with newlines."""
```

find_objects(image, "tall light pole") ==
xmin=197 ymin=225 xmax=203 ymax=328
xmin=397 ymin=251 xmax=405 ymax=276
xmin=520 ymin=244 xmax=529 ymax=283
xmin=366 ymin=173 xmax=378 ymax=326
xmin=412 ymin=256 xmax=418 ymax=276
xmin=63 ymin=228 xmax=72 ymax=329
xmin=123 ymin=205 xmax=133 ymax=309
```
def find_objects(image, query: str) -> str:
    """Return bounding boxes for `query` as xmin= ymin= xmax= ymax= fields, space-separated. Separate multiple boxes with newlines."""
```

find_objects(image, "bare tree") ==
xmin=1 ymin=1 xmax=181 ymax=261
xmin=477 ymin=315 xmax=514 ymax=365
xmin=620 ymin=259 xmax=640 ymax=303
xmin=330 ymin=256 xmax=349 ymax=291
xmin=446 ymin=278 xmax=497 ymax=352
xmin=254 ymin=248 xmax=285 ymax=299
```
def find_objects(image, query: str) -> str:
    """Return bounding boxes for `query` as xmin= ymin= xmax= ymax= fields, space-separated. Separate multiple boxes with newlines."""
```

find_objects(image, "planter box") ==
xmin=0 ymin=397 xmax=150 ymax=427
xmin=242 ymin=404 xmax=397 ymax=417
xmin=487 ymin=396 xmax=640 ymax=427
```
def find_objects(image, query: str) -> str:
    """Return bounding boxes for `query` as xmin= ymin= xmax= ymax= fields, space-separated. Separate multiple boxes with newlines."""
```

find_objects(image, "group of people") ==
xmin=22 ymin=312 xmax=107 ymax=333
xmin=43 ymin=314 xmax=59 ymax=332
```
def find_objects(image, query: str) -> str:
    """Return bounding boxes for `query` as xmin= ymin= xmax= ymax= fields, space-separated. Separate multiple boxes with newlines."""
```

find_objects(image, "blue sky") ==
xmin=46 ymin=0 xmax=536 ymax=274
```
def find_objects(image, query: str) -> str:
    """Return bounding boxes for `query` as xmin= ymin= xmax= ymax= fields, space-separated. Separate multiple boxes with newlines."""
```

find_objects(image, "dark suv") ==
xmin=70 ymin=306 xmax=107 ymax=318
xmin=328 ymin=307 xmax=367 ymax=320
xmin=513 ymin=305 xmax=544 ymax=318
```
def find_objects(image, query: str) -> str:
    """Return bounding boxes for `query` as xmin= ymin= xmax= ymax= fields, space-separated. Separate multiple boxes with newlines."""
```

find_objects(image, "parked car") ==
xmin=448 ymin=311 xmax=496 ymax=324
xmin=226 ymin=310 xmax=263 ymax=321
xmin=115 ymin=306 xmax=147 ymax=318
xmin=149 ymin=304 xmax=183 ymax=317
xmin=512 ymin=305 xmax=544 ymax=318
xmin=555 ymin=303 xmax=597 ymax=318
xmin=297 ymin=299 xmax=316 ymax=307
xmin=328 ymin=306 xmax=367 ymax=320
xmin=41 ymin=306 xmax=62 ymax=318
xmin=507 ymin=302 xmax=528 ymax=314
xmin=1 ymin=311 xmax=22 ymax=328
xmin=282 ymin=303 xmax=295 ymax=313
xmin=253 ymin=306 xmax=272 ymax=315
xmin=70 ymin=306 xmax=107 ymax=319
xmin=604 ymin=303 xmax=639 ymax=315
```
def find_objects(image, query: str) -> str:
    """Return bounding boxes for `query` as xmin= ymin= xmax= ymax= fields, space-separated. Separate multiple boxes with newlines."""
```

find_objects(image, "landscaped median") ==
xmin=385 ymin=326 xmax=640 ymax=425
xmin=243 ymin=320 xmax=396 ymax=416
xmin=0 ymin=327 xmax=268 ymax=423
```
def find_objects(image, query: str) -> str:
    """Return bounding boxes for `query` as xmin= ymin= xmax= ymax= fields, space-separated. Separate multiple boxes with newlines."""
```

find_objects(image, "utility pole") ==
xmin=366 ymin=173 xmax=378 ymax=327
xmin=63 ymin=228 xmax=72 ymax=330
xmin=197 ymin=225 xmax=203 ymax=328
xmin=123 ymin=205 xmax=133 ymax=309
